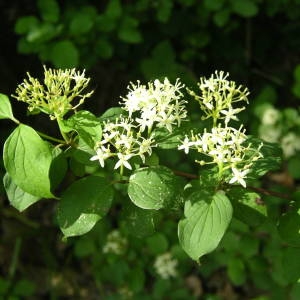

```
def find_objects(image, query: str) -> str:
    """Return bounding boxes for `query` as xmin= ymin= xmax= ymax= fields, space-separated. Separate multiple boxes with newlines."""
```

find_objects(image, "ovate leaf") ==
xmin=178 ymin=190 xmax=232 ymax=260
xmin=3 ymin=173 xmax=41 ymax=211
xmin=247 ymin=137 xmax=282 ymax=177
xmin=228 ymin=187 xmax=267 ymax=227
xmin=282 ymin=247 xmax=300 ymax=283
xmin=50 ymin=40 xmax=79 ymax=68
xmin=128 ymin=166 xmax=184 ymax=210
xmin=64 ymin=110 xmax=102 ymax=149
xmin=3 ymin=124 xmax=53 ymax=198
xmin=122 ymin=202 xmax=156 ymax=238
xmin=57 ymin=176 xmax=113 ymax=237
xmin=0 ymin=94 xmax=15 ymax=121
xmin=37 ymin=0 xmax=60 ymax=23
xmin=231 ymin=0 xmax=258 ymax=18
xmin=278 ymin=207 xmax=300 ymax=247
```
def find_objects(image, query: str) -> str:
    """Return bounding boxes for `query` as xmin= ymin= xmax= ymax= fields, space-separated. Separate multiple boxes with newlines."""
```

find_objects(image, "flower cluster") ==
xmin=102 ymin=230 xmax=128 ymax=255
xmin=13 ymin=66 xmax=93 ymax=120
xmin=91 ymin=78 xmax=187 ymax=172
xmin=179 ymin=71 xmax=263 ymax=188
xmin=91 ymin=117 xmax=156 ymax=171
xmin=154 ymin=252 xmax=178 ymax=279
xmin=188 ymin=71 xmax=249 ymax=126
xmin=121 ymin=78 xmax=187 ymax=133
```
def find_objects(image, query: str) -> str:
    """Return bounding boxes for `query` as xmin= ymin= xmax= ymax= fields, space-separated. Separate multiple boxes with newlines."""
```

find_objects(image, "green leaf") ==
xmin=3 ymin=173 xmax=41 ymax=212
xmin=204 ymin=0 xmax=224 ymax=11
xmin=294 ymin=64 xmax=300 ymax=81
xmin=278 ymin=207 xmax=300 ymax=247
xmin=50 ymin=40 xmax=79 ymax=68
xmin=213 ymin=9 xmax=230 ymax=27
xmin=154 ymin=126 xmax=187 ymax=149
xmin=14 ymin=16 xmax=39 ymax=34
xmin=106 ymin=0 xmax=122 ymax=19
xmin=13 ymin=279 xmax=36 ymax=297
xmin=247 ymin=137 xmax=282 ymax=177
xmin=49 ymin=147 xmax=68 ymax=190
xmin=57 ymin=176 xmax=113 ymax=237
xmin=146 ymin=233 xmax=168 ymax=255
xmin=37 ymin=0 xmax=60 ymax=23
xmin=99 ymin=107 xmax=125 ymax=122
xmin=178 ymin=190 xmax=233 ymax=260
xmin=122 ymin=202 xmax=156 ymax=238
xmin=95 ymin=39 xmax=114 ymax=59
xmin=128 ymin=267 xmax=145 ymax=293
xmin=74 ymin=236 xmax=97 ymax=257
xmin=228 ymin=187 xmax=267 ymax=227
xmin=231 ymin=0 xmax=258 ymax=18
xmin=227 ymin=257 xmax=246 ymax=286
xmin=118 ymin=16 xmax=142 ymax=44
xmin=128 ymin=166 xmax=184 ymax=210
xmin=26 ymin=23 xmax=59 ymax=43
xmin=3 ymin=124 xmax=53 ymax=198
xmin=64 ymin=110 xmax=102 ymax=149
xmin=156 ymin=0 xmax=173 ymax=23
xmin=0 ymin=94 xmax=15 ymax=121
xmin=282 ymin=247 xmax=300 ymax=283
xmin=288 ymin=156 xmax=300 ymax=179
xmin=69 ymin=12 xmax=94 ymax=35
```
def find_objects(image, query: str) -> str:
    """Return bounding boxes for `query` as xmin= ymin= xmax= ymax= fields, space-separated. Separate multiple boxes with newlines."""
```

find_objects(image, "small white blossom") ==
xmin=229 ymin=167 xmax=250 ymax=188
xmin=114 ymin=153 xmax=133 ymax=170
xmin=103 ymin=230 xmax=128 ymax=255
xmin=261 ymin=107 xmax=280 ymax=125
xmin=154 ymin=252 xmax=178 ymax=279
xmin=281 ymin=132 xmax=300 ymax=158
xmin=178 ymin=136 xmax=194 ymax=154
xmin=90 ymin=146 xmax=111 ymax=167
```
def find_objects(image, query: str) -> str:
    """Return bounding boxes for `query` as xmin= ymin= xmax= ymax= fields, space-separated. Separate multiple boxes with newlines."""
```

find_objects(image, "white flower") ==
xmin=220 ymin=106 xmax=243 ymax=125
xmin=229 ymin=167 xmax=249 ymax=188
xmin=178 ymin=136 xmax=194 ymax=154
xmin=154 ymin=252 xmax=178 ymax=279
xmin=103 ymin=230 xmax=128 ymax=255
xmin=114 ymin=153 xmax=133 ymax=170
xmin=90 ymin=146 xmax=111 ymax=168
xmin=261 ymin=107 xmax=280 ymax=125
xmin=281 ymin=132 xmax=300 ymax=158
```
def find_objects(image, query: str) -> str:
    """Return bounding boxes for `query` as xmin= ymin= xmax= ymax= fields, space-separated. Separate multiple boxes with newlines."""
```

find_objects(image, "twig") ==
xmin=246 ymin=186 xmax=291 ymax=200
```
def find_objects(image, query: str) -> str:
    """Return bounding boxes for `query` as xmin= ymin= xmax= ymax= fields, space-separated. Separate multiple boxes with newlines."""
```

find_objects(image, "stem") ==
xmin=8 ymin=237 xmax=22 ymax=279
xmin=10 ymin=117 xmax=21 ymax=125
xmin=36 ymin=130 xmax=65 ymax=144
xmin=172 ymin=169 xmax=292 ymax=200
xmin=2 ymin=208 xmax=40 ymax=228
xmin=56 ymin=117 xmax=70 ymax=143
xmin=247 ymin=186 xmax=291 ymax=200
xmin=172 ymin=169 xmax=198 ymax=179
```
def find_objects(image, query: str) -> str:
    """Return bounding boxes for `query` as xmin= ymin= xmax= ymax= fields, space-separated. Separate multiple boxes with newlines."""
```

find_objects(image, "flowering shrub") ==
xmin=0 ymin=67 xmax=282 ymax=261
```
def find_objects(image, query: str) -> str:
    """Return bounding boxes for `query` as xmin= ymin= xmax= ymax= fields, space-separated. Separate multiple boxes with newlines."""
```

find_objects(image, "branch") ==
xmin=246 ymin=186 xmax=291 ymax=200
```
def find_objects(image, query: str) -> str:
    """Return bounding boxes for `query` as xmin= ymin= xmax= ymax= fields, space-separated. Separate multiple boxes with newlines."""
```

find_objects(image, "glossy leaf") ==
xmin=228 ymin=187 xmax=267 ymax=227
xmin=50 ymin=40 xmax=79 ymax=68
xmin=3 ymin=173 xmax=41 ymax=211
xmin=3 ymin=124 xmax=53 ymax=198
xmin=178 ymin=190 xmax=232 ymax=260
xmin=128 ymin=166 xmax=183 ymax=210
xmin=278 ymin=208 xmax=300 ymax=247
xmin=122 ymin=202 xmax=156 ymax=238
xmin=64 ymin=110 xmax=102 ymax=149
xmin=37 ymin=0 xmax=60 ymax=23
xmin=0 ymin=94 xmax=15 ymax=121
xmin=57 ymin=176 xmax=113 ymax=237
